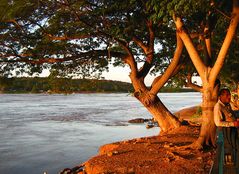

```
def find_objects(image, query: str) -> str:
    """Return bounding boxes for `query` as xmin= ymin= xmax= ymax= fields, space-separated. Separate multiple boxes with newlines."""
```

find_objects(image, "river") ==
xmin=0 ymin=92 xmax=201 ymax=174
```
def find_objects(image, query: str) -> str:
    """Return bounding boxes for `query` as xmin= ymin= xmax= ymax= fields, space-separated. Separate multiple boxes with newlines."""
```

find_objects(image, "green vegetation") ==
xmin=191 ymin=106 xmax=202 ymax=119
xmin=0 ymin=77 xmax=195 ymax=94
xmin=0 ymin=0 xmax=238 ymax=148
xmin=0 ymin=77 xmax=133 ymax=93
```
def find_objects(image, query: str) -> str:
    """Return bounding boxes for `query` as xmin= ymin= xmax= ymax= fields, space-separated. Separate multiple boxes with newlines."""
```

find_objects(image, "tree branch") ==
xmin=173 ymin=15 xmax=207 ymax=81
xmin=204 ymin=26 xmax=212 ymax=60
xmin=4 ymin=19 xmax=25 ymax=33
xmin=117 ymin=41 xmax=138 ymax=78
xmin=137 ymin=20 xmax=155 ymax=78
xmin=150 ymin=34 xmax=184 ymax=95
xmin=209 ymin=4 xmax=239 ymax=84
xmin=61 ymin=0 xmax=139 ymax=78
xmin=185 ymin=74 xmax=203 ymax=92
xmin=132 ymin=36 xmax=148 ymax=53
xmin=0 ymin=50 xmax=126 ymax=64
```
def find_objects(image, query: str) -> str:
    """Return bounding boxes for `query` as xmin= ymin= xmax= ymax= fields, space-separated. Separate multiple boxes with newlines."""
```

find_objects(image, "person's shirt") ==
xmin=214 ymin=100 xmax=236 ymax=127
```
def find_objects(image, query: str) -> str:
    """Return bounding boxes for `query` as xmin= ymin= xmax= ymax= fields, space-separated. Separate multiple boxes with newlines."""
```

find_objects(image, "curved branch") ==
xmin=132 ymin=36 xmax=148 ymax=53
xmin=118 ymin=42 xmax=138 ymax=78
xmin=150 ymin=34 xmax=184 ymax=95
xmin=0 ymin=50 xmax=126 ymax=64
xmin=132 ymin=20 xmax=154 ymax=55
xmin=209 ymin=5 xmax=239 ymax=84
xmin=47 ymin=34 xmax=92 ymax=41
xmin=4 ymin=19 xmax=25 ymax=33
xmin=137 ymin=20 xmax=155 ymax=78
xmin=174 ymin=15 xmax=207 ymax=81
xmin=28 ymin=19 xmax=93 ymax=41
xmin=190 ymin=32 xmax=200 ymax=39
xmin=185 ymin=74 xmax=203 ymax=92
xmin=204 ymin=27 xmax=212 ymax=60
xmin=62 ymin=0 xmax=139 ymax=78
xmin=147 ymin=20 xmax=155 ymax=50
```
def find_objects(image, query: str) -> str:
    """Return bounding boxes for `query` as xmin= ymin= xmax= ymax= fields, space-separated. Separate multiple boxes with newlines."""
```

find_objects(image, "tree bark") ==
xmin=128 ymin=69 xmax=181 ymax=132
xmin=134 ymin=89 xmax=181 ymax=132
xmin=123 ymin=23 xmax=182 ymax=132
xmin=174 ymin=3 xmax=239 ymax=148
xmin=192 ymin=83 xmax=219 ymax=149
xmin=237 ymin=82 xmax=239 ymax=97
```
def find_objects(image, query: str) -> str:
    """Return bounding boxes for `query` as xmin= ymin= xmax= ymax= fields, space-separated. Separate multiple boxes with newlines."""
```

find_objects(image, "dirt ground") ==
xmin=67 ymin=106 xmax=215 ymax=174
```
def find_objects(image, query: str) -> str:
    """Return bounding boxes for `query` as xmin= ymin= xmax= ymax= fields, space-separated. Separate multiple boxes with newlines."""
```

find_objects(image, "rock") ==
xmin=136 ymin=138 xmax=141 ymax=142
xmin=163 ymin=144 xmax=170 ymax=148
xmin=169 ymin=143 xmax=174 ymax=147
xmin=123 ymin=140 xmax=128 ymax=144
xmin=163 ymin=157 xmax=170 ymax=162
xmin=197 ymin=157 xmax=203 ymax=160
xmin=128 ymin=118 xmax=150 ymax=123
xmin=146 ymin=123 xmax=154 ymax=129
xmin=107 ymin=150 xmax=119 ymax=157
xmin=99 ymin=144 xmax=119 ymax=155
xmin=107 ymin=152 xmax=113 ymax=157
xmin=146 ymin=120 xmax=159 ymax=129
xmin=58 ymin=168 xmax=71 ymax=174
xmin=128 ymin=167 xmax=134 ymax=172
xmin=116 ymin=167 xmax=128 ymax=173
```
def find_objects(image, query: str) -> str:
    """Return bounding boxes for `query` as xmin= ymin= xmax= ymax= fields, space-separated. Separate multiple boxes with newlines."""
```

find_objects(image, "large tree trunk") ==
xmin=134 ymin=89 xmax=181 ymax=132
xmin=237 ymin=82 xmax=239 ymax=97
xmin=193 ymin=83 xmax=219 ymax=149
xmin=174 ymin=2 xmax=239 ymax=149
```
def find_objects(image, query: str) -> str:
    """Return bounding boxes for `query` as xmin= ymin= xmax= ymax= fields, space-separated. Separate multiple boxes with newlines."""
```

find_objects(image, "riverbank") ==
xmin=82 ymin=126 xmax=214 ymax=174
xmin=65 ymin=106 xmax=215 ymax=174
xmin=0 ymin=76 xmax=196 ymax=94
xmin=0 ymin=93 xmax=202 ymax=174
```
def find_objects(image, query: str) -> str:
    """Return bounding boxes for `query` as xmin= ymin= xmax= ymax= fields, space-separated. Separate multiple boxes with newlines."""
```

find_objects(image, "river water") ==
xmin=0 ymin=92 xmax=201 ymax=174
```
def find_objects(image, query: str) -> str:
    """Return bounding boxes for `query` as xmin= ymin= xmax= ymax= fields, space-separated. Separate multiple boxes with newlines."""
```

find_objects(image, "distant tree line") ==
xmin=0 ymin=76 xmax=196 ymax=94
xmin=0 ymin=77 xmax=134 ymax=93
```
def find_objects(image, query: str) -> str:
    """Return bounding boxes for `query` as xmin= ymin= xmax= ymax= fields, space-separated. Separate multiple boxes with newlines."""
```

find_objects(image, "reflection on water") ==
xmin=0 ymin=93 xmax=201 ymax=174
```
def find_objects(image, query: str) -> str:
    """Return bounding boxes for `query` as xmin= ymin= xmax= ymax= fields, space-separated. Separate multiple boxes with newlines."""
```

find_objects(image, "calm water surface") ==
xmin=0 ymin=93 xmax=201 ymax=174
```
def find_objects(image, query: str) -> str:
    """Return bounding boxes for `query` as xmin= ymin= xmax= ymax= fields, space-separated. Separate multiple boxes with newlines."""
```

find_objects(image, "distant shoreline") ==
xmin=0 ymin=77 xmax=196 ymax=94
xmin=0 ymin=90 xmax=197 ymax=94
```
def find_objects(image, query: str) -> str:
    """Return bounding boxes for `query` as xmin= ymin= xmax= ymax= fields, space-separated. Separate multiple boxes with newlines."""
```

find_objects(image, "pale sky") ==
xmin=39 ymin=64 xmax=155 ymax=85
xmin=102 ymin=65 xmax=155 ymax=86
xmin=40 ymin=64 xmax=202 ymax=87
xmin=102 ymin=65 xmax=202 ymax=86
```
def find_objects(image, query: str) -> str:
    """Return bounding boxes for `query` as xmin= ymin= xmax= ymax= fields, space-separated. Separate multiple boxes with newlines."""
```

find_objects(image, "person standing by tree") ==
xmin=214 ymin=88 xmax=239 ymax=166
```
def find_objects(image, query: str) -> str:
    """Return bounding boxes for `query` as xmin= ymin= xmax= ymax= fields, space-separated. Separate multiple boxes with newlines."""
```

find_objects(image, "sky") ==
xmin=39 ymin=64 xmax=202 ymax=87
xmin=39 ymin=65 xmax=154 ymax=85
xmin=101 ymin=65 xmax=156 ymax=86
xmin=101 ymin=65 xmax=202 ymax=86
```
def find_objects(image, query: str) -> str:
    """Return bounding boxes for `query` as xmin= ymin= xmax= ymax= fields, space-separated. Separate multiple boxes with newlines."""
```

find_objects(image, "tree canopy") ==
xmin=1 ymin=0 xmax=238 ymax=148
xmin=0 ymin=0 xmax=179 ymax=78
xmin=0 ymin=0 xmax=237 ymax=85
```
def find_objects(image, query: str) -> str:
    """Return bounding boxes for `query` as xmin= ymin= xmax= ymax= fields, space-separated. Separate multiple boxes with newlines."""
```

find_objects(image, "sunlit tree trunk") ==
xmin=237 ymin=82 xmax=239 ymax=97
xmin=118 ymin=21 xmax=183 ymax=132
xmin=141 ymin=96 xmax=181 ymax=132
xmin=131 ymin=79 xmax=180 ymax=132
xmin=193 ymin=83 xmax=219 ymax=148
xmin=174 ymin=1 xmax=239 ymax=149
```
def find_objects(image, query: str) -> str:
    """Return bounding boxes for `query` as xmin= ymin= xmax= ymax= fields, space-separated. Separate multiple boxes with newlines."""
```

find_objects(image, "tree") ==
xmin=0 ymin=0 xmax=184 ymax=131
xmin=220 ymin=37 xmax=239 ymax=93
xmin=1 ymin=0 xmax=238 ymax=149
xmin=142 ymin=0 xmax=239 ymax=148
xmin=172 ymin=0 xmax=239 ymax=148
